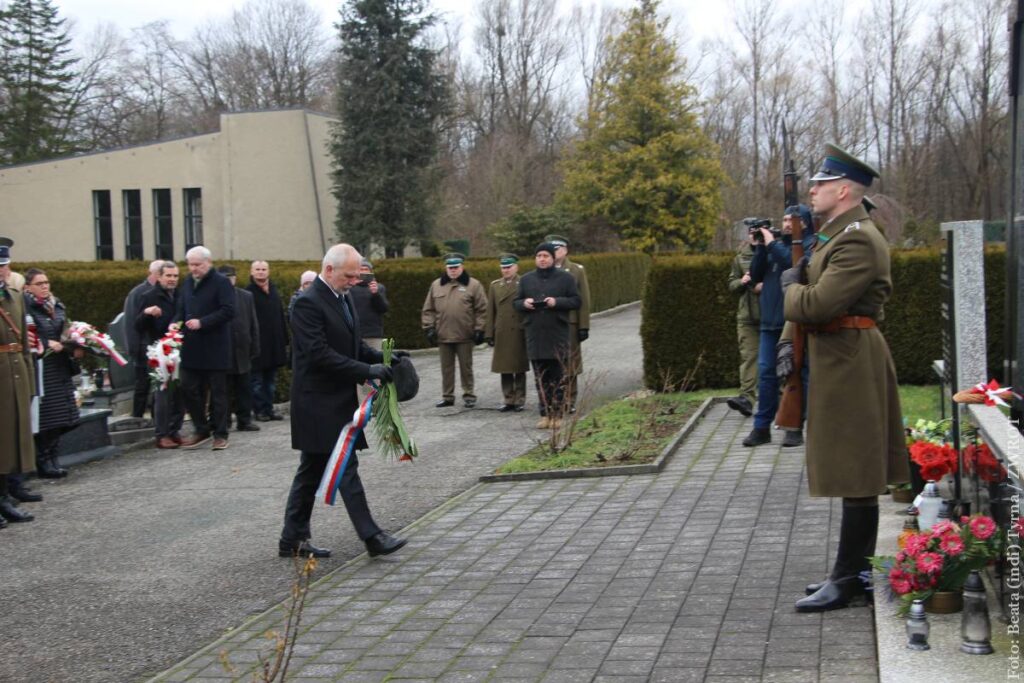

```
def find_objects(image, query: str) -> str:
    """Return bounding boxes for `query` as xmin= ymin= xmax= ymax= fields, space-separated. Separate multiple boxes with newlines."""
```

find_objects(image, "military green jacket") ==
xmin=784 ymin=204 xmax=907 ymax=497
xmin=728 ymin=245 xmax=760 ymax=325
xmin=0 ymin=281 xmax=36 ymax=475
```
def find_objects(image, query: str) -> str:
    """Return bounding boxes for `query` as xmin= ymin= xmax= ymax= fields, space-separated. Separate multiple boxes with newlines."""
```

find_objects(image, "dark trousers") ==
xmin=153 ymin=386 xmax=185 ymax=438
xmin=531 ymin=359 xmax=566 ymax=417
xmin=281 ymin=450 xmax=381 ymax=543
xmin=251 ymin=367 xmax=278 ymax=417
xmin=181 ymin=367 xmax=229 ymax=439
xmin=132 ymin=360 xmax=152 ymax=418
xmin=227 ymin=372 xmax=254 ymax=426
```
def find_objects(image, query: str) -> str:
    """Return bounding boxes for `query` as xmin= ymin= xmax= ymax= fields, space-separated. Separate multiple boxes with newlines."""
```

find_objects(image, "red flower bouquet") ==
xmin=963 ymin=442 xmax=1007 ymax=484
xmin=905 ymin=418 xmax=957 ymax=482
xmin=872 ymin=514 xmax=1001 ymax=614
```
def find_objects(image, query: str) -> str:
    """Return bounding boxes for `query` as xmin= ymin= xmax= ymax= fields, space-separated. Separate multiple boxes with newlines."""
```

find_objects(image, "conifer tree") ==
xmin=331 ymin=0 xmax=450 ymax=256
xmin=0 ymin=0 xmax=79 ymax=163
xmin=558 ymin=0 xmax=724 ymax=253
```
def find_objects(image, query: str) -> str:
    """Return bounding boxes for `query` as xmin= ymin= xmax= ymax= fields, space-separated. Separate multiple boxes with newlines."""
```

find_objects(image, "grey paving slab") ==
xmin=148 ymin=400 xmax=878 ymax=683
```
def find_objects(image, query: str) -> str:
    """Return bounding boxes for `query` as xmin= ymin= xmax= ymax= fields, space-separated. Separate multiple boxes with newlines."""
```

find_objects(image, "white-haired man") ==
xmin=124 ymin=259 xmax=164 ymax=418
xmin=288 ymin=270 xmax=318 ymax=319
xmin=280 ymin=244 xmax=407 ymax=559
xmin=174 ymin=246 xmax=236 ymax=450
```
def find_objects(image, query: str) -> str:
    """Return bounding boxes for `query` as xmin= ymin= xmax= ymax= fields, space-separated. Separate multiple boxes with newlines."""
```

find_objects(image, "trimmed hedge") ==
xmin=642 ymin=247 xmax=1008 ymax=390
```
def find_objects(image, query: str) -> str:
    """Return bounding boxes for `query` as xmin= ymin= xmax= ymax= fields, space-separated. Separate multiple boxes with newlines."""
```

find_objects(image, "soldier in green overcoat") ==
xmin=0 ymin=238 xmax=38 ymax=527
xmin=485 ymin=254 xmax=529 ymax=411
xmin=546 ymin=235 xmax=590 ymax=410
xmin=782 ymin=144 xmax=908 ymax=612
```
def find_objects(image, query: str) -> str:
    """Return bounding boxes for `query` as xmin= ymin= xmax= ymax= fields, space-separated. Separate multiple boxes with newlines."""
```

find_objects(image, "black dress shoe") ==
xmin=365 ymin=531 xmax=407 ymax=557
xmin=269 ymin=412 xmax=285 ymax=421
xmin=435 ymin=399 xmax=454 ymax=408
xmin=463 ymin=399 xmax=476 ymax=408
xmin=726 ymin=396 xmax=754 ymax=417
xmin=742 ymin=427 xmax=771 ymax=447
xmin=805 ymin=579 xmax=827 ymax=595
xmin=236 ymin=422 xmax=261 ymax=432
xmin=782 ymin=430 xmax=804 ymax=447
xmin=513 ymin=405 xmax=525 ymax=412
xmin=795 ymin=575 xmax=866 ymax=612
xmin=254 ymin=413 xmax=272 ymax=422
xmin=0 ymin=514 xmax=7 ymax=529
xmin=37 ymin=461 xmax=68 ymax=478
xmin=10 ymin=485 xmax=42 ymax=503
xmin=497 ymin=404 xmax=516 ymax=412
xmin=278 ymin=540 xmax=331 ymax=558
xmin=0 ymin=496 xmax=35 ymax=523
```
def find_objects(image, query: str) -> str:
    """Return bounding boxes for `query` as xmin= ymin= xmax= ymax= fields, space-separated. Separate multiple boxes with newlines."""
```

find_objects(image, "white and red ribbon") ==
xmin=67 ymin=321 xmax=128 ymax=366
xmin=316 ymin=385 xmax=378 ymax=506
xmin=970 ymin=379 xmax=1021 ymax=407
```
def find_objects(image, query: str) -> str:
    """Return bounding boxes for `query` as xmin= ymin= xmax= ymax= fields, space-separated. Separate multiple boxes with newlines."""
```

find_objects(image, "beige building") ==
xmin=0 ymin=109 xmax=338 ymax=262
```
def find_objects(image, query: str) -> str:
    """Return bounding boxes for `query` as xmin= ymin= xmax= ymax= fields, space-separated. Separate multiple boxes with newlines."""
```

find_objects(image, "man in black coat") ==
xmin=218 ymin=265 xmax=261 ymax=432
xmin=123 ymin=260 xmax=162 ymax=418
xmin=247 ymin=260 xmax=289 ymax=421
xmin=349 ymin=258 xmax=389 ymax=350
xmin=174 ymin=246 xmax=235 ymax=450
xmin=135 ymin=261 xmax=183 ymax=448
xmin=514 ymin=243 xmax=580 ymax=429
xmin=279 ymin=243 xmax=406 ymax=559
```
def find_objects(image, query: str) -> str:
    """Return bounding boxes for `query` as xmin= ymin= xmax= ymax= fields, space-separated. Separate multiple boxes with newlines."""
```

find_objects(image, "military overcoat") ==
xmin=485 ymin=275 xmax=528 ymax=374
xmin=560 ymin=259 xmax=590 ymax=374
xmin=784 ymin=204 xmax=907 ymax=497
xmin=0 ymin=283 xmax=36 ymax=474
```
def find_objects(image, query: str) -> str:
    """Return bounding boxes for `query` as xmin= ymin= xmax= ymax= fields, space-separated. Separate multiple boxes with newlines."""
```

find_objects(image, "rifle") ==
xmin=775 ymin=121 xmax=805 ymax=430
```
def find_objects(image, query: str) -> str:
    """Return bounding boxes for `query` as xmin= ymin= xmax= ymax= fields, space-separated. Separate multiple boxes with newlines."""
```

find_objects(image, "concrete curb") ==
xmin=477 ymin=395 xmax=723 ymax=483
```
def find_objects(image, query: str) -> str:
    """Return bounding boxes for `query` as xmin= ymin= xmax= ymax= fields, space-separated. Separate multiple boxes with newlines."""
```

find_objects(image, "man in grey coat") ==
xmin=124 ymin=260 xmax=163 ymax=418
xmin=218 ymin=266 xmax=261 ymax=432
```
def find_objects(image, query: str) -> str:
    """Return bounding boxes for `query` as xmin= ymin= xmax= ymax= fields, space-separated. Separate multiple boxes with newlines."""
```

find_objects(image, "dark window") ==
xmin=93 ymin=190 xmax=113 ymax=260
xmin=183 ymin=188 xmax=203 ymax=250
xmin=153 ymin=189 xmax=173 ymax=259
xmin=123 ymin=189 xmax=143 ymax=260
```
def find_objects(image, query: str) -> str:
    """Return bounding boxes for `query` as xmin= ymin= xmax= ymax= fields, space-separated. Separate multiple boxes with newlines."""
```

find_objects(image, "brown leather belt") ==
xmin=806 ymin=315 xmax=876 ymax=334
xmin=0 ymin=342 xmax=24 ymax=353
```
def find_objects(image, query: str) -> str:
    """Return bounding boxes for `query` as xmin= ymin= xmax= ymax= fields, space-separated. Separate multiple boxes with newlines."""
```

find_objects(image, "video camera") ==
xmin=744 ymin=217 xmax=782 ymax=244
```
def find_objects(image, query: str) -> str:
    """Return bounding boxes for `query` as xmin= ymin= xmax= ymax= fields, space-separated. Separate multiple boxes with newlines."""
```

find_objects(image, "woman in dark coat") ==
xmin=23 ymin=268 xmax=81 ymax=478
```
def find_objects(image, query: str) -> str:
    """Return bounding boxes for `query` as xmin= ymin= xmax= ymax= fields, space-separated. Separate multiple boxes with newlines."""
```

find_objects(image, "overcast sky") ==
xmin=54 ymin=0 xmax=810 ymax=48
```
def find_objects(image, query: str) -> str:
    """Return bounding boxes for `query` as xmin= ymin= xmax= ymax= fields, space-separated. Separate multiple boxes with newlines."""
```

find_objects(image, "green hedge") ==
xmin=641 ymin=247 xmax=1008 ymax=390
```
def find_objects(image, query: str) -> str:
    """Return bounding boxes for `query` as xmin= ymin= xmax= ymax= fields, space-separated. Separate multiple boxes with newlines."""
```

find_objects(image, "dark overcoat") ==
xmin=290 ymin=278 xmax=383 ymax=454
xmin=513 ymin=267 xmax=580 ymax=361
xmin=485 ymin=275 xmax=528 ymax=373
xmin=0 ymin=283 xmax=35 ymax=474
xmin=349 ymin=280 xmax=389 ymax=338
xmin=26 ymin=295 xmax=79 ymax=432
xmin=122 ymin=278 xmax=152 ymax=357
xmin=135 ymin=284 xmax=179 ymax=350
xmin=229 ymin=288 xmax=260 ymax=375
xmin=246 ymin=279 xmax=288 ymax=369
xmin=175 ymin=268 xmax=235 ymax=371
xmin=784 ymin=204 xmax=908 ymax=497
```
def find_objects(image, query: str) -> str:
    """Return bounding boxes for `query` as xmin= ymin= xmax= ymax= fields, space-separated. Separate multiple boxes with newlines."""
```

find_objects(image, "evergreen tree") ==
xmin=331 ymin=0 xmax=450 ymax=256
xmin=558 ymin=0 xmax=724 ymax=253
xmin=0 ymin=0 xmax=79 ymax=164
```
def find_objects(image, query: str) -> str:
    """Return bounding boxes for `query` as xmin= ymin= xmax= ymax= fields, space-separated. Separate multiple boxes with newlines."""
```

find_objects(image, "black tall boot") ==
xmin=0 ymin=476 xmax=34 ymax=523
xmin=796 ymin=503 xmax=878 ymax=612
xmin=36 ymin=431 xmax=68 ymax=479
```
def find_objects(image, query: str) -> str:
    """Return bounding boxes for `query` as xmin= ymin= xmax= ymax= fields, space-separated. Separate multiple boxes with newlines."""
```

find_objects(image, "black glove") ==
xmin=776 ymin=340 xmax=794 ymax=382
xmin=392 ymin=349 xmax=410 ymax=359
xmin=486 ymin=337 xmax=495 ymax=347
xmin=780 ymin=256 xmax=807 ymax=293
xmin=578 ymin=329 xmax=589 ymax=342
xmin=425 ymin=328 xmax=437 ymax=346
xmin=367 ymin=364 xmax=394 ymax=383
xmin=474 ymin=330 xmax=485 ymax=345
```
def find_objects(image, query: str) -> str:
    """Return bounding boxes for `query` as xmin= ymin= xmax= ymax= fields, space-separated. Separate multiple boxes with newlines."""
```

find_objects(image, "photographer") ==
xmin=349 ymin=258 xmax=389 ymax=351
xmin=744 ymin=206 xmax=815 ymax=447
xmin=726 ymin=229 xmax=761 ymax=417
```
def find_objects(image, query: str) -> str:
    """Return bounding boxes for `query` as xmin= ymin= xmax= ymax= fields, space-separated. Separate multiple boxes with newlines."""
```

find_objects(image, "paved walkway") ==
xmin=153 ymin=404 xmax=878 ymax=683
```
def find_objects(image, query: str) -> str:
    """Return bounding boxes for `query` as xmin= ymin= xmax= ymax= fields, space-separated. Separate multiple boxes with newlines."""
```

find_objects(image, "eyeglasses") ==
xmin=31 ymin=280 xmax=51 ymax=286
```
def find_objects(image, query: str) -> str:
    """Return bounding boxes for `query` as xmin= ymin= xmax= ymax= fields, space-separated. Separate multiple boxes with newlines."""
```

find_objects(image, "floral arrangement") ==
xmin=146 ymin=329 xmax=183 ymax=390
xmin=906 ymin=418 xmax=958 ymax=481
xmin=953 ymin=378 xmax=1020 ymax=406
xmin=872 ymin=514 xmax=1001 ymax=614
xmin=370 ymin=339 xmax=417 ymax=462
xmin=963 ymin=442 xmax=1006 ymax=484
xmin=65 ymin=320 xmax=128 ymax=366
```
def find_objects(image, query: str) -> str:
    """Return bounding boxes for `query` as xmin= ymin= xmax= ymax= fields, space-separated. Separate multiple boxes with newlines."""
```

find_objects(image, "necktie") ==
xmin=340 ymin=294 xmax=354 ymax=326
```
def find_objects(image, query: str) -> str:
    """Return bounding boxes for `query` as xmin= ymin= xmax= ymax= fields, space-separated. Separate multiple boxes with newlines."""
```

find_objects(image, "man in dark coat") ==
xmin=136 ymin=261 xmax=184 ymax=448
xmin=279 ymin=243 xmax=406 ymax=559
xmin=247 ymin=260 xmax=289 ymax=421
xmin=123 ymin=260 xmax=162 ymax=418
xmin=349 ymin=258 xmax=389 ymax=350
xmin=219 ymin=266 xmax=261 ymax=433
xmin=514 ymin=243 xmax=580 ymax=429
xmin=785 ymin=144 xmax=907 ymax=612
xmin=174 ymin=246 xmax=235 ymax=450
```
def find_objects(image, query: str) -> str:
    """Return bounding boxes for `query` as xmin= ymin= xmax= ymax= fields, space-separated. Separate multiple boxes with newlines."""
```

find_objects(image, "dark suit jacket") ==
xmin=135 ymin=284 xmax=179 ymax=353
xmin=290 ymin=277 xmax=383 ymax=454
xmin=174 ymin=268 xmax=236 ymax=371
xmin=229 ymin=288 xmax=260 ymax=375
